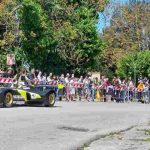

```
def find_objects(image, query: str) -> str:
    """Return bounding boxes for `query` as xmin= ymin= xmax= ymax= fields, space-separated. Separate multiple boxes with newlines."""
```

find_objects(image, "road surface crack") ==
xmin=58 ymin=126 xmax=89 ymax=132
xmin=77 ymin=125 xmax=136 ymax=150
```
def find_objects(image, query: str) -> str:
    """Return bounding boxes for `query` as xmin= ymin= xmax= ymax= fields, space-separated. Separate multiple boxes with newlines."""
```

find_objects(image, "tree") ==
xmin=0 ymin=0 xmax=19 ymax=69
xmin=19 ymin=0 xmax=55 ymax=71
xmin=18 ymin=0 xmax=109 ymax=74
xmin=100 ymin=0 xmax=150 ymax=76
xmin=55 ymin=6 xmax=104 ymax=74
xmin=116 ymin=50 xmax=150 ymax=79
xmin=0 ymin=0 xmax=109 ymax=74
xmin=38 ymin=0 xmax=108 ymax=74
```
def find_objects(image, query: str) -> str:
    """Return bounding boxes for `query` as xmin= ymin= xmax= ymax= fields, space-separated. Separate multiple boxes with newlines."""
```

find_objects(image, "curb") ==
xmin=67 ymin=125 xmax=136 ymax=150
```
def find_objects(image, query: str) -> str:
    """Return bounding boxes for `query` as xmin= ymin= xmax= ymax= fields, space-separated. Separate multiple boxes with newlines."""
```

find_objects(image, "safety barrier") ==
xmin=0 ymin=77 xmax=149 ymax=102
xmin=0 ymin=77 xmax=15 ymax=83
xmin=0 ymin=78 xmax=59 ymax=86
xmin=95 ymin=88 xmax=150 ymax=103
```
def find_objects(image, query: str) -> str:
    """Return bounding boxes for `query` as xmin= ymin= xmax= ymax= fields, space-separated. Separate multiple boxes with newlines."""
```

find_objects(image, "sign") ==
xmin=7 ymin=54 xmax=15 ymax=65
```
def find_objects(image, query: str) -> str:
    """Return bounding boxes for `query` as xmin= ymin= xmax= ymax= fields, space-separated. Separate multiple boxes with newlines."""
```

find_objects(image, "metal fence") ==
xmin=56 ymin=86 xmax=150 ymax=103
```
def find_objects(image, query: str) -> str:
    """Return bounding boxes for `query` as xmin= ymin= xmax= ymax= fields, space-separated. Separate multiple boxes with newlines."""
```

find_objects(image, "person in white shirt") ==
xmin=70 ymin=75 xmax=75 ymax=101
xmin=65 ymin=73 xmax=70 ymax=84
xmin=37 ymin=71 xmax=42 ymax=82
xmin=65 ymin=73 xmax=70 ymax=101
xmin=47 ymin=73 xmax=53 ymax=82
xmin=42 ymin=73 xmax=47 ymax=84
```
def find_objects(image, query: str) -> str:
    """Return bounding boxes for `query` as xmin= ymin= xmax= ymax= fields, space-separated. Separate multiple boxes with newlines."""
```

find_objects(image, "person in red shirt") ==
xmin=120 ymin=80 xmax=127 ymax=102
xmin=101 ymin=78 xmax=110 ymax=102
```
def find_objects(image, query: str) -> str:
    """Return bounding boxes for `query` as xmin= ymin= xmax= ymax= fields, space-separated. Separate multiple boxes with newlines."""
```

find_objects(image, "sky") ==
xmin=97 ymin=0 xmax=129 ymax=33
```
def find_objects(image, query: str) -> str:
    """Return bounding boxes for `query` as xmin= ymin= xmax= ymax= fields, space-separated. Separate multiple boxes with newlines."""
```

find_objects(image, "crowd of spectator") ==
xmin=0 ymin=67 xmax=150 ymax=103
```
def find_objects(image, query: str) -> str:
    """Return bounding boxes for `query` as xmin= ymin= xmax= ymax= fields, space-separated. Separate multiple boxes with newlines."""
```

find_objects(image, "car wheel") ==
xmin=45 ymin=93 xmax=55 ymax=107
xmin=4 ymin=92 xmax=13 ymax=108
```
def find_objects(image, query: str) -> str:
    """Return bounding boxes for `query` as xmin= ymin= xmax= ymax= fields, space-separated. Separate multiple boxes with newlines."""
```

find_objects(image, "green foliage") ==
xmin=19 ymin=0 xmax=55 ymax=71
xmin=35 ymin=0 xmax=107 ymax=74
xmin=0 ymin=0 xmax=108 ymax=74
xmin=55 ymin=5 xmax=104 ymax=74
xmin=0 ymin=0 xmax=21 ymax=69
xmin=116 ymin=50 xmax=150 ymax=79
xmin=101 ymin=1 xmax=150 ymax=77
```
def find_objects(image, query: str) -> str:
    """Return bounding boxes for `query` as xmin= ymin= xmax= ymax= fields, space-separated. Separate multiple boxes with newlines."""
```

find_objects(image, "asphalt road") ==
xmin=0 ymin=102 xmax=150 ymax=150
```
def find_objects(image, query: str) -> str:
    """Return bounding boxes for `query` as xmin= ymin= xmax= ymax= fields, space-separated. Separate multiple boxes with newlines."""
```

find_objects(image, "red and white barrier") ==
xmin=0 ymin=77 xmax=15 ymax=83
xmin=32 ymin=80 xmax=40 ymax=85
xmin=48 ymin=81 xmax=57 ymax=86
xmin=73 ymin=82 xmax=84 ymax=88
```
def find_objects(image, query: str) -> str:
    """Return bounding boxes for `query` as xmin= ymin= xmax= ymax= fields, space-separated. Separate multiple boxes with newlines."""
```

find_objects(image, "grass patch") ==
xmin=135 ymin=128 xmax=150 ymax=142
xmin=143 ymin=138 xmax=150 ymax=142
xmin=136 ymin=128 xmax=145 ymax=131
xmin=77 ymin=144 xmax=90 ymax=150
xmin=136 ymin=128 xmax=150 ymax=135
xmin=130 ymin=138 xmax=150 ymax=142
xmin=77 ymin=126 xmax=135 ymax=150
xmin=144 ymin=129 xmax=150 ymax=135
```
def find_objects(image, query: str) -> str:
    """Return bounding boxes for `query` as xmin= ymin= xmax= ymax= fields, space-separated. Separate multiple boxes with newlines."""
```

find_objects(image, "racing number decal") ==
xmin=30 ymin=92 xmax=41 ymax=100
xmin=31 ymin=93 xmax=36 ymax=99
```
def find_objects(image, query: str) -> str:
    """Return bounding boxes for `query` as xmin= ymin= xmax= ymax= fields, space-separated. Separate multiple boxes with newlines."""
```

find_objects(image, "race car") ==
xmin=0 ymin=84 xmax=57 ymax=107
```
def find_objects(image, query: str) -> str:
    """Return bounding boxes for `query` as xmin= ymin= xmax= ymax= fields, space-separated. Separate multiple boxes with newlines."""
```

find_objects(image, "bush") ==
xmin=116 ymin=50 xmax=150 ymax=79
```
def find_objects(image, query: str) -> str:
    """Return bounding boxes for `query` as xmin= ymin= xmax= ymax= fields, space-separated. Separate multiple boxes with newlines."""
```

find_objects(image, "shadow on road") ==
xmin=0 ymin=103 xmax=62 ymax=109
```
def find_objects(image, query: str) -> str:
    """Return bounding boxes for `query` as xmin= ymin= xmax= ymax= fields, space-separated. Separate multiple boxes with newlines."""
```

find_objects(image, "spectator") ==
xmin=47 ymin=73 xmax=53 ymax=82
xmin=70 ymin=75 xmax=76 ymax=101
xmin=65 ymin=73 xmax=70 ymax=84
xmin=37 ymin=71 xmax=42 ymax=82
xmin=91 ymin=81 xmax=96 ymax=101
xmin=137 ymin=80 xmax=145 ymax=101
xmin=53 ymin=75 xmax=58 ymax=82
xmin=35 ymin=69 xmax=39 ymax=78
xmin=77 ymin=76 xmax=84 ymax=101
xmin=101 ymin=78 xmax=110 ymax=102
xmin=57 ymin=75 xmax=65 ymax=101
xmin=0 ymin=69 xmax=4 ymax=77
xmin=59 ymin=74 xmax=65 ymax=83
xmin=120 ymin=80 xmax=127 ymax=102
xmin=27 ymin=68 xmax=36 ymax=80
xmin=83 ymin=76 xmax=90 ymax=101
xmin=128 ymin=78 xmax=135 ymax=101
xmin=42 ymin=73 xmax=47 ymax=84
xmin=14 ymin=68 xmax=30 ymax=87
xmin=143 ymin=82 xmax=149 ymax=103
xmin=78 ymin=76 xmax=83 ymax=83
xmin=3 ymin=67 xmax=14 ymax=78
xmin=143 ymin=77 xmax=149 ymax=84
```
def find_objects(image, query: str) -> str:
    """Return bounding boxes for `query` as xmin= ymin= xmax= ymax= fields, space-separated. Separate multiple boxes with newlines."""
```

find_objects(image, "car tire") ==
xmin=4 ymin=92 xmax=13 ymax=108
xmin=45 ymin=93 xmax=55 ymax=107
